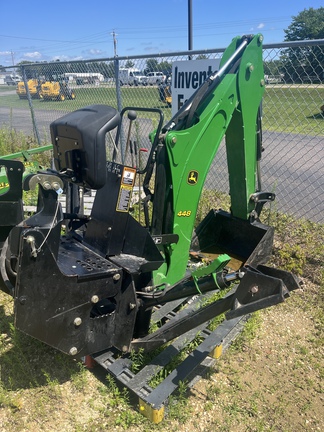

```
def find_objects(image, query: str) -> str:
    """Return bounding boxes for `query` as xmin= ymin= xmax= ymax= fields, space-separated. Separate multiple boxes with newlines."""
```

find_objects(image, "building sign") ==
xmin=171 ymin=59 xmax=221 ymax=116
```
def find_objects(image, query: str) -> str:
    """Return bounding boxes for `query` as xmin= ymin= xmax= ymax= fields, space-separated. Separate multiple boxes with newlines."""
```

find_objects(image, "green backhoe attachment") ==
xmin=0 ymin=34 xmax=299 ymax=366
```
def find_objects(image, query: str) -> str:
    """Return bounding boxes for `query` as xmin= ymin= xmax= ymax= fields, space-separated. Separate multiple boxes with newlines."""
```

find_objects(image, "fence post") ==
xmin=22 ymin=66 xmax=41 ymax=146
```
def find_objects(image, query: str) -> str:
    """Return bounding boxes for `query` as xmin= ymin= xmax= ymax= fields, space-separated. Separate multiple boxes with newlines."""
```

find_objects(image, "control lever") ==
xmin=124 ymin=110 xmax=137 ymax=162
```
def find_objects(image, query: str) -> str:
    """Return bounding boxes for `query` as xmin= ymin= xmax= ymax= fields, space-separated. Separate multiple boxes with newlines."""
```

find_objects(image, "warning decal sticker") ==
xmin=122 ymin=167 xmax=136 ymax=186
xmin=116 ymin=167 xmax=136 ymax=212
xmin=116 ymin=185 xmax=133 ymax=212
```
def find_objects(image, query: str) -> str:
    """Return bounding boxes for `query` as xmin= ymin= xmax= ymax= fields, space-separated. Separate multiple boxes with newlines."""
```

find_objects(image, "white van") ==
xmin=119 ymin=68 xmax=147 ymax=86
xmin=145 ymin=72 xmax=166 ymax=85
xmin=5 ymin=75 xmax=22 ymax=86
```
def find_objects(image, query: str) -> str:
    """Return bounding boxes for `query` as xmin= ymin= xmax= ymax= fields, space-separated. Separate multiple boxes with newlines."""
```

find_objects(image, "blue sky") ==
xmin=1 ymin=0 xmax=322 ymax=66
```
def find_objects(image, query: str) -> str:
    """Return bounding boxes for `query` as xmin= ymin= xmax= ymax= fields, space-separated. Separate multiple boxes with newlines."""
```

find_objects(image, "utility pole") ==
xmin=188 ymin=0 xmax=193 ymax=60
xmin=111 ymin=31 xmax=118 ymax=56
xmin=11 ymin=51 xmax=17 ymax=77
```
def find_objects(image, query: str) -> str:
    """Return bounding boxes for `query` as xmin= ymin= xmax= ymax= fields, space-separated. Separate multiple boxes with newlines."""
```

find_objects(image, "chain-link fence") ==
xmin=1 ymin=39 xmax=323 ymax=223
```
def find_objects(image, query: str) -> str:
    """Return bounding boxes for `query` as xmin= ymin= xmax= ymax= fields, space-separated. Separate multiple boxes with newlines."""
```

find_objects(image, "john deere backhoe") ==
xmin=0 ymin=35 xmax=299 ymax=408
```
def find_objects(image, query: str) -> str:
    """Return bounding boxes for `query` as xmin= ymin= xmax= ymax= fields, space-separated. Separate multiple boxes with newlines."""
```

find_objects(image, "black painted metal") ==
xmin=93 ymin=295 xmax=247 ymax=411
xmin=0 ymin=160 xmax=24 ymax=243
xmin=191 ymin=209 xmax=274 ymax=267
xmin=14 ymin=228 xmax=138 ymax=356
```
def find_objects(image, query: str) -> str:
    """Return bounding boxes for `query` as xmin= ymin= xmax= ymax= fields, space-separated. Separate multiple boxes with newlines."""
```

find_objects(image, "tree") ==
xmin=125 ymin=60 xmax=134 ymax=68
xmin=263 ymin=59 xmax=284 ymax=76
xmin=159 ymin=60 xmax=172 ymax=74
xmin=101 ymin=61 xmax=115 ymax=78
xmin=282 ymin=7 xmax=324 ymax=83
xmin=16 ymin=61 xmax=42 ymax=79
xmin=284 ymin=7 xmax=324 ymax=41
xmin=195 ymin=54 xmax=208 ymax=60
xmin=145 ymin=58 xmax=159 ymax=73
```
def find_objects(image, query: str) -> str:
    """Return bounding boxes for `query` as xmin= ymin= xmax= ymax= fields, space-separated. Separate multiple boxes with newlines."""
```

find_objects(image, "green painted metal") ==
xmin=0 ymin=144 xmax=52 ymax=161
xmin=152 ymin=35 xmax=265 ymax=286
xmin=0 ymin=144 xmax=53 ymax=194
xmin=192 ymin=254 xmax=231 ymax=293
xmin=224 ymin=35 xmax=265 ymax=219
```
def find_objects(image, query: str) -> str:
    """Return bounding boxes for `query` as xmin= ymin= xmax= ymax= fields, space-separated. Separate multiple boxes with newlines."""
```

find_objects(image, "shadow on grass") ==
xmin=307 ymin=112 xmax=324 ymax=120
xmin=0 ymin=302 xmax=81 ymax=391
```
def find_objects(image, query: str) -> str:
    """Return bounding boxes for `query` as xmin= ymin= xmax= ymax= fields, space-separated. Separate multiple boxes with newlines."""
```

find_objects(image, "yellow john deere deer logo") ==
xmin=187 ymin=170 xmax=199 ymax=185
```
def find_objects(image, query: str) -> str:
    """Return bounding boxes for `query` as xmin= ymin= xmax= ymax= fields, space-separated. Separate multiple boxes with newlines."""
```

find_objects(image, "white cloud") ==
xmin=88 ymin=49 xmax=102 ymax=55
xmin=50 ymin=54 xmax=83 ymax=61
xmin=24 ymin=51 xmax=42 ymax=59
xmin=0 ymin=51 xmax=11 ymax=56
xmin=250 ymin=23 xmax=265 ymax=32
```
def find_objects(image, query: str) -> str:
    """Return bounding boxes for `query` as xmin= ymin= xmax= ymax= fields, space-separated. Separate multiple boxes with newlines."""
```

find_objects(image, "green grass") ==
xmin=0 ymin=84 xmax=170 ymax=112
xmin=1 ymin=84 xmax=323 ymax=135
xmin=263 ymin=86 xmax=324 ymax=135
xmin=0 ymin=86 xmax=18 ymax=93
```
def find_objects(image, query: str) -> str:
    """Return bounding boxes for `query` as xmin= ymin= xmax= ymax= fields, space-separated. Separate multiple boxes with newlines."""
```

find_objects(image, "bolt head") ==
xmin=250 ymin=285 xmax=259 ymax=294
xmin=74 ymin=317 xmax=82 ymax=326
xmin=113 ymin=273 xmax=121 ymax=281
xmin=42 ymin=181 xmax=51 ymax=190
xmin=19 ymin=296 xmax=27 ymax=305
xmin=69 ymin=347 xmax=78 ymax=356
xmin=91 ymin=295 xmax=99 ymax=304
xmin=52 ymin=182 xmax=61 ymax=191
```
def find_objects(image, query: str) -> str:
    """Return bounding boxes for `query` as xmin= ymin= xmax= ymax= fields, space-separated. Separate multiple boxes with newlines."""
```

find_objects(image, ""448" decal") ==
xmin=177 ymin=210 xmax=192 ymax=217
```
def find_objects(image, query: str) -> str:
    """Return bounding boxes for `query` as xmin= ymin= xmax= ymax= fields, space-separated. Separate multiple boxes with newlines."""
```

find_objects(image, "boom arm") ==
xmin=150 ymin=34 xmax=266 ymax=286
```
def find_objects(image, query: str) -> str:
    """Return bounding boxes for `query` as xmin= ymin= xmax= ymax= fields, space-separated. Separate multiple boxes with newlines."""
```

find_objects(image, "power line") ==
xmin=0 ymin=15 xmax=291 ymax=45
xmin=1 ymin=15 xmax=291 ymax=61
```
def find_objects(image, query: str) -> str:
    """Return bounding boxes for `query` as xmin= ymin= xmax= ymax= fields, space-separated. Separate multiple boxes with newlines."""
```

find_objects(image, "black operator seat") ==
xmin=50 ymin=104 xmax=120 ymax=190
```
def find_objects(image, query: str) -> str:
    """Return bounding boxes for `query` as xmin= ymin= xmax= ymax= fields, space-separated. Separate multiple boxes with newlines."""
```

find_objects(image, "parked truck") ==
xmin=119 ymin=68 xmax=147 ymax=86
xmin=64 ymin=73 xmax=104 ymax=85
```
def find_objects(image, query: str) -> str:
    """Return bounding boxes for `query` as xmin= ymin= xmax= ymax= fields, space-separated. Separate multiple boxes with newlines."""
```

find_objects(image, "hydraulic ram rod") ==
xmin=164 ymin=35 xmax=250 ymax=132
xmin=141 ymin=270 xmax=240 ymax=309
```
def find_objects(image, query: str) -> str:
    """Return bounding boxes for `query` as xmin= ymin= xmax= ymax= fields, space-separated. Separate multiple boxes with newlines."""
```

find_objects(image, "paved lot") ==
xmin=0 ymin=106 xmax=69 ymax=140
xmin=207 ymin=131 xmax=323 ymax=223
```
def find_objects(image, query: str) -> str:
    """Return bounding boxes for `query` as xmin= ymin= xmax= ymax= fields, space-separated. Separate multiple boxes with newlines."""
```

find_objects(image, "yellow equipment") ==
xmin=16 ymin=79 xmax=41 ymax=99
xmin=40 ymin=80 xmax=76 ymax=101
xmin=158 ymin=76 xmax=172 ymax=107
